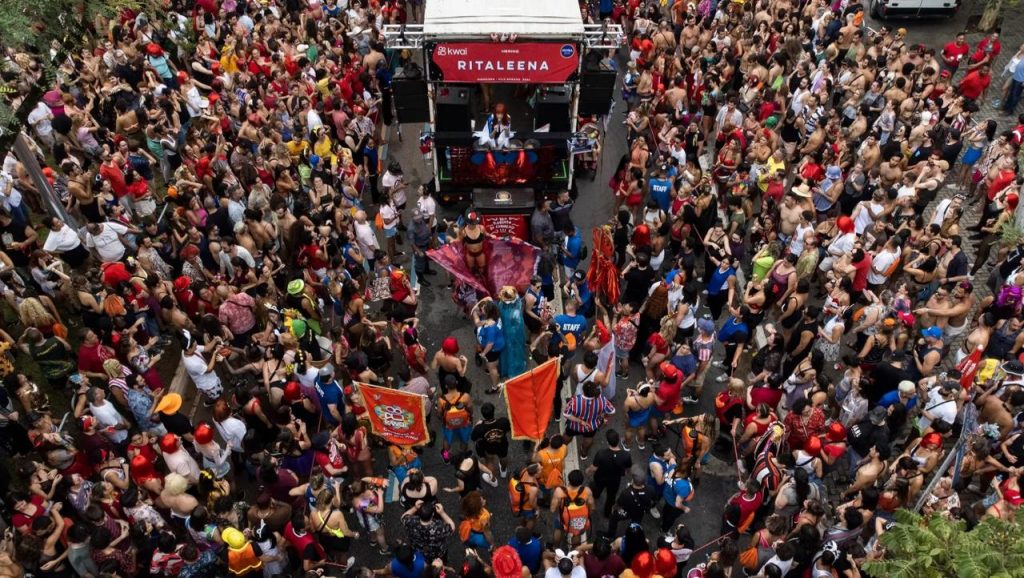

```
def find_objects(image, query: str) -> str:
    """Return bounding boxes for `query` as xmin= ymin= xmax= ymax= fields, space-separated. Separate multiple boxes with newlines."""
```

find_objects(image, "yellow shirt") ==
xmin=286 ymin=139 xmax=309 ymax=159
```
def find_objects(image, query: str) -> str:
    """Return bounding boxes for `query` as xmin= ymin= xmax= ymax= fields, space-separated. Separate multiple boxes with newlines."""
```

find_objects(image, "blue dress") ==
xmin=498 ymin=296 xmax=528 ymax=378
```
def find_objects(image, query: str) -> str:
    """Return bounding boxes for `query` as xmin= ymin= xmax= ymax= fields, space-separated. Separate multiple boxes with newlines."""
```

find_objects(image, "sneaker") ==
xmin=343 ymin=556 xmax=356 ymax=570
xmin=580 ymin=454 xmax=589 ymax=461
xmin=379 ymin=547 xmax=392 ymax=556
xmin=499 ymin=465 xmax=509 ymax=478
xmin=637 ymin=442 xmax=646 ymax=450
xmin=682 ymin=396 xmax=700 ymax=404
xmin=715 ymin=374 xmax=730 ymax=383
xmin=203 ymin=397 xmax=219 ymax=408
xmin=621 ymin=442 xmax=631 ymax=451
xmin=482 ymin=472 xmax=499 ymax=487
xmin=441 ymin=449 xmax=451 ymax=464
xmin=649 ymin=507 xmax=661 ymax=519
xmin=711 ymin=360 xmax=725 ymax=368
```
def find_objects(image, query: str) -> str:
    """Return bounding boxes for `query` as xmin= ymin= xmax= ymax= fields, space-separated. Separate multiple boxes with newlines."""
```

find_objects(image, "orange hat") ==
xmin=194 ymin=422 xmax=214 ymax=445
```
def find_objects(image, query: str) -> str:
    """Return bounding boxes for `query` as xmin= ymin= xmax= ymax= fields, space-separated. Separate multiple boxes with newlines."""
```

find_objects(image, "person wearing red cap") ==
xmin=650 ymin=361 xmax=683 ymax=436
xmin=160 ymin=433 xmax=200 ymax=486
xmin=192 ymin=421 xmax=231 ymax=479
xmin=493 ymin=545 xmax=530 ymax=578
xmin=817 ymin=215 xmax=856 ymax=287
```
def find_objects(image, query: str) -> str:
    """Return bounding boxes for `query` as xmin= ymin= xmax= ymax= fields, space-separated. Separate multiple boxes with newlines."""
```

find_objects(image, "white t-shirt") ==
xmin=854 ymin=201 xmax=884 ymax=235
xmin=89 ymin=401 xmax=129 ymax=443
xmin=86 ymin=222 xmax=129 ymax=262
xmin=27 ymin=103 xmax=53 ymax=137
xmin=354 ymin=220 xmax=379 ymax=254
xmin=868 ymin=249 xmax=898 ymax=286
xmin=379 ymin=203 xmax=400 ymax=229
xmin=183 ymin=346 xmax=221 ymax=394
xmin=43 ymin=225 xmax=82 ymax=253
xmin=214 ymin=416 xmax=248 ymax=452
xmin=416 ymin=196 xmax=437 ymax=223
xmin=164 ymin=449 xmax=200 ymax=483
xmin=790 ymin=223 xmax=814 ymax=256
xmin=917 ymin=386 xmax=957 ymax=430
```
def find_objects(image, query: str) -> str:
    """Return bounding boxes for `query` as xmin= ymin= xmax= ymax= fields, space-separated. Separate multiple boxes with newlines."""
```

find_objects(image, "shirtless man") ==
xmin=663 ymin=77 xmax=688 ymax=116
xmin=652 ymin=20 xmax=677 ymax=53
xmin=975 ymin=378 xmax=1024 ymax=437
xmin=915 ymin=282 xmax=975 ymax=338
xmin=858 ymin=134 xmax=882 ymax=171
xmin=0 ymin=530 xmax=22 ymax=578
xmin=680 ymin=17 xmax=701 ymax=52
xmin=779 ymin=194 xmax=804 ymax=239
xmin=878 ymin=155 xmax=904 ymax=190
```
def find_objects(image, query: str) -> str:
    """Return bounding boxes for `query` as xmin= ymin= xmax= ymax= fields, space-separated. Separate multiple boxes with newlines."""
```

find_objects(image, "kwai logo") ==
xmin=436 ymin=46 xmax=468 ymax=57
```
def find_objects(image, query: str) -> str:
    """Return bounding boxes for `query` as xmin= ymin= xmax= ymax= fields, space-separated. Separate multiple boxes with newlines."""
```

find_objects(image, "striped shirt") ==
xmin=564 ymin=394 xmax=615 ymax=433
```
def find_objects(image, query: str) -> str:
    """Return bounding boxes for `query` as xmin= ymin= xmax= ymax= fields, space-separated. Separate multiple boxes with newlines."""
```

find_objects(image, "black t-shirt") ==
xmin=867 ymin=362 xmax=910 ymax=404
xmin=946 ymin=250 xmax=969 ymax=280
xmin=847 ymin=419 xmax=890 ymax=455
xmin=623 ymin=266 xmax=657 ymax=306
xmin=471 ymin=418 xmax=511 ymax=454
xmin=592 ymin=447 xmax=632 ymax=483
xmin=615 ymin=484 xmax=654 ymax=520
xmin=157 ymin=412 xmax=194 ymax=437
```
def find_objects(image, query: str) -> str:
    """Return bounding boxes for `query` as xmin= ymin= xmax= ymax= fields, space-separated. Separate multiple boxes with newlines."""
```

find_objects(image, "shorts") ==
xmin=628 ymin=407 xmax=653 ymax=428
xmin=484 ymin=349 xmax=501 ymax=363
xmin=384 ymin=226 xmax=398 ymax=238
xmin=478 ymin=443 xmax=509 ymax=459
xmin=465 ymin=531 xmax=490 ymax=549
xmin=443 ymin=425 xmax=472 ymax=444
xmin=615 ymin=346 xmax=631 ymax=360
xmin=565 ymin=427 xmax=597 ymax=438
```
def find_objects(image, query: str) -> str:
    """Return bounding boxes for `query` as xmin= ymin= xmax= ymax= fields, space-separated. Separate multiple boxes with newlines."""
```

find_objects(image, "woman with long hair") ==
xmin=459 ymin=491 xmax=493 ymax=550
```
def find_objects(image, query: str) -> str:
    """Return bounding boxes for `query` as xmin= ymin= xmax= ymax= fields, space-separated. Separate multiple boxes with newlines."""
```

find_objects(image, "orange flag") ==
xmin=356 ymin=382 xmax=431 ymax=446
xmin=503 ymin=357 xmax=561 ymax=441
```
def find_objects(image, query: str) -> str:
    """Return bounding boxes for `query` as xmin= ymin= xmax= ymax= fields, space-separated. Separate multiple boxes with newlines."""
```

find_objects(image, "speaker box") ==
xmin=578 ymin=69 xmax=617 ymax=117
xmin=392 ymin=77 xmax=430 ymax=124
xmin=435 ymin=86 xmax=471 ymax=132
xmin=535 ymin=90 xmax=571 ymax=132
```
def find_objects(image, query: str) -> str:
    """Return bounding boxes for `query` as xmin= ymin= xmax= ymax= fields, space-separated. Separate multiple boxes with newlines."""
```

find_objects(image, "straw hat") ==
xmin=499 ymin=286 xmax=518 ymax=302
xmin=792 ymin=183 xmax=812 ymax=198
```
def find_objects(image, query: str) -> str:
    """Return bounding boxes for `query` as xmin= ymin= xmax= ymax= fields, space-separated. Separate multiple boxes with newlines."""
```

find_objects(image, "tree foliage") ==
xmin=0 ymin=0 xmax=139 ymax=148
xmin=864 ymin=509 xmax=1024 ymax=578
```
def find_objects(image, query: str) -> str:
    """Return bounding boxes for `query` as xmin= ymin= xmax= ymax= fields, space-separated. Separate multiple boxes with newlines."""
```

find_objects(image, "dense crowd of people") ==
xmin=1 ymin=0 xmax=1024 ymax=576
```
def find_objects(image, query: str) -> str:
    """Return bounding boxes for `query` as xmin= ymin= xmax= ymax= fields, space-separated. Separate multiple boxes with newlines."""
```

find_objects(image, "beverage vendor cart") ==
xmin=383 ymin=0 xmax=622 ymax=222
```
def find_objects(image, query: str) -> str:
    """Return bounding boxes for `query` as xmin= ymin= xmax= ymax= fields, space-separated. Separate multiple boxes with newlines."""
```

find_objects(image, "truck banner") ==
xmin=431 ymin=42 xmax=579 ymax=84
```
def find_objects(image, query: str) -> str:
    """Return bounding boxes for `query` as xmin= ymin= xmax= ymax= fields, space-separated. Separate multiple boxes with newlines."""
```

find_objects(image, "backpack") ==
xmin=579 ymin=244 xmax=589 ymax=262
xmin=509 ymin=478 xmax=536 ymax=514
xmin=559 ymin=487 xmax=591 ymax=538
xmin=442 ymin=394 xmax=470 ymax=429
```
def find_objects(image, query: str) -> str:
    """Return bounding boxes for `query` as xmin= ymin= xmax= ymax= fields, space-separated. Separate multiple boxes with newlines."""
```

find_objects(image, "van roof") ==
xmin=423 ymin=0 xmax=586 ymax=38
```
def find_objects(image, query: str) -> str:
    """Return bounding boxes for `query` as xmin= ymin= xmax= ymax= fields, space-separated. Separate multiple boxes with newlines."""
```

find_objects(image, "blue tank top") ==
xmin=708 ymin=266 xmax=735 ymax=296
xmin=647 ymin=456 xmax=673 ymax=491
xmin=391 ymin=553 xmax=426 ymax=578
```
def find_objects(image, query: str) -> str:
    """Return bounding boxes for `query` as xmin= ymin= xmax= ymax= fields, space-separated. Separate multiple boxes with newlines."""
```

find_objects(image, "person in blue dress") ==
xmin=496 ymin=287 xmax=527 ymax=379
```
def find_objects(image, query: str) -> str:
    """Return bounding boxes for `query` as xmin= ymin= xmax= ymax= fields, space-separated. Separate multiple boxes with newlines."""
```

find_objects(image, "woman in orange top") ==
xmin=459 ymin=491 xmax=493 ymax=550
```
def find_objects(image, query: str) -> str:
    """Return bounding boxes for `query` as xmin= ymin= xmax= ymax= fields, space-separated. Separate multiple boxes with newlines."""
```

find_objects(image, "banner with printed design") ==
xmin=427 ymin=237 xmax=540 ymax=297
xmin=356 ymin=382 xmax=430 ymax=446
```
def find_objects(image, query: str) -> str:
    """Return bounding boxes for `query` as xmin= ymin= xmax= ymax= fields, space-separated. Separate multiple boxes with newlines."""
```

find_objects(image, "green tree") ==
xmin=0 ymin=0 xmax=138 ymax=150
xmin=864 ymin=509 xmax=1024 ymax=578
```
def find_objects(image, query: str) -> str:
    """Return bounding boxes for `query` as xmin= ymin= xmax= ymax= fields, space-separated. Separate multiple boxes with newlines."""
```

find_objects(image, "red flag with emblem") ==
xmin=356 ymin=382 xmax=430 ymax=446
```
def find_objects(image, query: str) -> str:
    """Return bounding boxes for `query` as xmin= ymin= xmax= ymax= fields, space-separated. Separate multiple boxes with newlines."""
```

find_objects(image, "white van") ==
xmin=870 ymin=0 xmax=960 ymax=18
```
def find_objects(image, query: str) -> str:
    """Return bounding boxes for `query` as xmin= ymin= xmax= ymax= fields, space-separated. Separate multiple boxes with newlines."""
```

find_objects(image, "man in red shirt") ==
xmin=941 ymin=32 xmax=970 ymax=75
xmin=98 ymin=152 xmax=127 ymax=198
xmin=958 ymin=64 xmax=992 ymax=102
